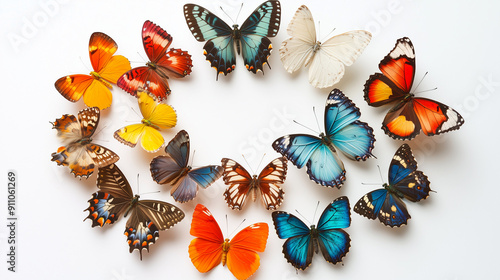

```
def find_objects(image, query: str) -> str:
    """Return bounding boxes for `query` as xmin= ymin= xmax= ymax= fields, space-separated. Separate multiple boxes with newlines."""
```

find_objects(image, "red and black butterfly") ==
xmin=364 ymin=37 xmax=464 ymax=140
xmin=117 ymin=20 xmax=193 ymax=100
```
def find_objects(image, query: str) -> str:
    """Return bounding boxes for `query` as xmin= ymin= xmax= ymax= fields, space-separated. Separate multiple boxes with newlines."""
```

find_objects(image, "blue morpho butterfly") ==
xmin=354 ymin=144 xmax=431 ymax=227
xmin=183 ymin=0 xmax=281 ymax=79
xmin=150 ymin=130 xmax=223 ymax=203
xmin=272 ymin=196 xmax=351 ymax=270
xmin=272 ymin=89 xmax=376 ymax=188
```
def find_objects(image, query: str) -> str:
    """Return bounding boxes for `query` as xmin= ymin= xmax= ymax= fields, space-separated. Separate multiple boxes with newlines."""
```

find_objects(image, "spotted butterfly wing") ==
xmin=221 ymin=157 xmax=287 ymax=210
xmin=188 ymin=204 xmax=269 ymax=280
xmin=114 ymin=88 xmax=177 ymax=152
xmin=279 ymin=5 xmax=371 ymax=88
xmin=354 ymin=144 xmax=431 ymax=227
xmin=364 ymin=37 xmax=464 ymax=140
xmin=150 ymin=130 xmax=223 ymax=203
xmin=117 ymin=20 xmax=192 ymax=100
xmin=183 ymin=0 xmax=281 ymax=79
xmin=272 ymin=196 xmax=351 ymax=270
xmin=55 ymin=32 xmax=131 ymax=110
xmin=84 ymin=163 xmax=185 ymax=260
xmin=51 ymin=107 xmax=119 ymax=178
xmin=273 ymin=89 xmax=375 ymax=188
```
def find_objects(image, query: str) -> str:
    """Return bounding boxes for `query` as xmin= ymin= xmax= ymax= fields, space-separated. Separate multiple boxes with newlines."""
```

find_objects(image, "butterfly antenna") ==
xmin=241 ymin=154 xmax=256 ymax=175
xmin=79 ymin=56 xmax=91 ymax=72
xmin=312 ymin=107 xmax=323 ymax=134
xmin=234 ymin=3 xmax=244 ymax=24
xmin=229 ymin=218 xmax=247 ymax=238
xmin=320 ymin=27 xmax=336 ymax=42
xmin=293 ymin=120 xmax=320 ymax=135
xmin=137 ymin=51 xmax=147 ymax=63
xmin=190 ymin=150 xmax=197 ymax=167
xmin=361 ymin=165 xmax=385 ymax=185
xmin=294 ymin=209 xmax=312 ymax=225
xmin=412 ymin=71 xmax=431 ymax=94
xmin=312 ymin=201 xmax=321 ymax=223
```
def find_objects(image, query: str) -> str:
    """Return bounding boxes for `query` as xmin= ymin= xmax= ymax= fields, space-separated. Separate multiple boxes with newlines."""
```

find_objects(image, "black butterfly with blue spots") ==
xmin=183 ymin=1 xmax=281 ymax=79
xmin=354 ymin=144 xmax=431 ymax=227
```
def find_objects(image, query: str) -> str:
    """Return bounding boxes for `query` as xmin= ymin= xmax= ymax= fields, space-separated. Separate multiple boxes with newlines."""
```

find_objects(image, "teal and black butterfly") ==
xmin=84 ymin=163 xmax=185 ymax=260
xmin=183 ymin=1 xmax=281 ymax=79
xmin=272 ymin=196 xmax=351 ymax=270
xmin=354 ymin=144 xmax=431 ymax=227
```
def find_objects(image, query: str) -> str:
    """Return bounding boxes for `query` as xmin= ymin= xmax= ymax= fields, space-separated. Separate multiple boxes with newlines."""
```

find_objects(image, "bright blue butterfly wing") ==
xmin=315 ymin=196 xmax=351 ymax=264
xmin=317 ymin=196 xmax=351 ymax=230
xmin=272 ymin=134 xmax=322 ymax=169
xmin=354 ymin=189 xmax=388 ymax=221
xmin=272 ymin=134 xmax=345 ymax=187
xmin=389 ymin=144 xmax=431 ymax=202
xmin=183 ymin=4 xmax=236 ymax=78
xmin=239 ymin=0 xmax=281 ymax=73
xmin=272 ymin=211 xmax=314 ymax=270
xmin=325 ymin=89 xmax=375 ymax=161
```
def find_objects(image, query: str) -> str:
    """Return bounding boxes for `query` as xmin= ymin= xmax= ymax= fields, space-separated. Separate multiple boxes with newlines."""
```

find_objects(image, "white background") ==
xmin=1 ymin=0 xmax=499 ymax=279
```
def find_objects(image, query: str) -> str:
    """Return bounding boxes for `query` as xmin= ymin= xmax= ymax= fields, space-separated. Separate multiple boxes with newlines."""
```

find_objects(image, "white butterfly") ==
xmin=279 ymin=5 xmax=372 ymax=88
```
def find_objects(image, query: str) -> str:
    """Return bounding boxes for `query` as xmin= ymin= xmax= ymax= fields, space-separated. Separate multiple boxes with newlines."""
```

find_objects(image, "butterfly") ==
xmin=84 ymin=163 xmax=185 ymax=260
xmin=279 ymin=5 xmax=371 ymax=89
xmin=188 ymin=204 xmax=269 ymax=280
xmin=272 ymin=196 xmax=351 ymax=270
xmin=54 ymin=32 xmax=131 ymax=110
xmin=272 ymin=88 xmax=375 ymax=188
xmin=150 ymin=130 xmax=223 ymax=203
xmin=354 ymin=144 xmax=431 ymax=227
xmin=51 ymin=107 xmax=119 ymax=178
xmin=114 ymin=88 xmax=177 ymax=153
xmin=221 ymin=157 xmax=287 ymax=210
xmin=183 ymin=0 xmax=281 ymax=79
xmin=364 ymin=37 xmax=464 ymax=140
xmin=117 ymin=20 xmax=193 ymax=100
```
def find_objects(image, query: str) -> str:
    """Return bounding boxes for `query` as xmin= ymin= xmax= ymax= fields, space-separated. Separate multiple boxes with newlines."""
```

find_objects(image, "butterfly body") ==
xmin=273 ymin=89 xmax=375 ymax=188
xmin=189 ymin=204 xmax=269 ymax=280
xmin=354 ymin=144 xmax=431 ymax=227
xmin=272 ymin=196 xmax=351 ymax=270
xmin=184 ymin=1 xmax=281 ymax=79
xmin=117 ymin=20 xmax=192 ymax=100
xmin=151 ymin=130 xmax=223 ymax=203
xmin=221 ymin=157 xmax=287 ymax=210
xmin=85 ymin=164 xmax=185 ymax=259
xmin=55 ymin=32 xmax=131 ymax=110
xmin=364 ymin=37 xmax=464 ymax=140
xmin=51 ymin=107 xmax=119 ymax=178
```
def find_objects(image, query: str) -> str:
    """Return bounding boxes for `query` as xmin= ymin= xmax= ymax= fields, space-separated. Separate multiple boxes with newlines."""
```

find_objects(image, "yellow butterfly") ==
xmin=114 ymin=89 xmax=177 ymax=152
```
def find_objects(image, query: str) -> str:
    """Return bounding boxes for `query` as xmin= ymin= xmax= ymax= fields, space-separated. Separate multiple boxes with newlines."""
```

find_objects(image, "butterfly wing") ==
xmin=354 ymin=188 xmax=390 ymax=221
xmin=356 ymin=190 xmax=410 ymax=227
xmin=307 ymin=30 xmax=371 ymax=88
xmin=84 ymin=163 xmax=134 ymax=227
xmin=150 ymin=130 xmax=190 ymax=183
xmin=189 ymin=204 xmax=225 ymax=273
xmin=183 ymin=4 xmax=236 ymax=78
xmin=271 ymin=211 xmax=314 ymax=270
xmin=409 ymin=97 xmax=465 ymax=137
xmin=389 ymin=144 xmax=431 ymax=202
xmin=227 ymin=223 xmax=269 ymax=280
xmin=256 ymin=157 xmax=287 ymax=210
xmin=239 ymin=0 xmax=281 ymax=74
xmin=125 ymin=199 xmax=185 ymax=260
xmin=273 ymin=134 xmax=345 ymax=187
xmin=279 ymin=5 xmax=317 ymax=74
xmin=325 ymin=89 xmax=375 ymax=161
xmin=221 ymin=158 xmax=254 ymax=210
xmin=170 ymin=165 xmax=223 ymax=203
xmin=316 ymin=196 xmax=351 ymax=264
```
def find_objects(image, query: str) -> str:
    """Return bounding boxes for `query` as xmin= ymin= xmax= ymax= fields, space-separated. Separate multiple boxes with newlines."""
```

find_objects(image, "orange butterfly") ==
xmin=189 ymin=204 xmax=269 ymax=280
xmin=55 ymin=32 xmax=131 ymax=110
